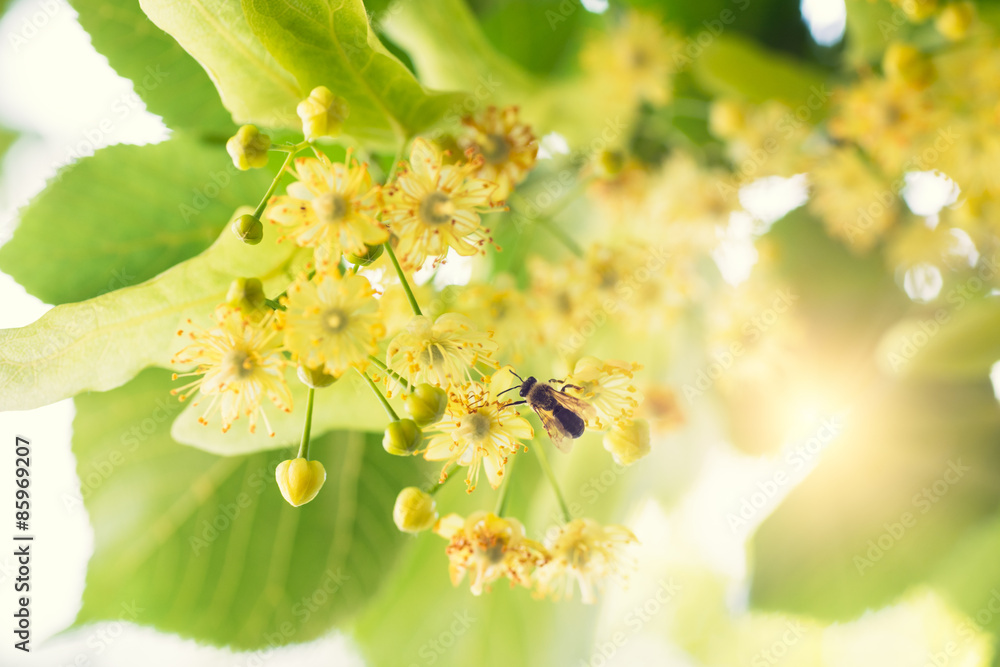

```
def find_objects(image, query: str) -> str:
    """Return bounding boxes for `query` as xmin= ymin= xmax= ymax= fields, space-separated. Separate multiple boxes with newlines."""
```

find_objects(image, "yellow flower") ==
xmin=171 ymin=306 xmax=291 ymax=436
xmin=533 ymin=519 xmax=637 ymax=603
xmin=275 ymin=458 xmax=326 ymax=507
xmin=889 ymin=0 xmax=938 ymax=22
xmin=582 ymin=10 xmax=683 ymax=106
xmin=424 ymin=367 xmax=533 ymax=491
xmin=435 ymin=511 xmax=547 ymax=595
xmin=459 ymin=106 xmax=538 ymax=201
xmin=452 ymin=276 xmax=540 ymax=364
xmin=564 ymin=357 xmax=643 ymax=429
xmin=385 ymin=313 xmax=498 ymax=389
xmin=381 ymin=138 xmax=501 ymax=270
xmin=603 ymin=418 xmax=651 ymax=466
xmin=282 ymin=270 xmax=384 ymax=378
xmin=266 ymin=152 xmax=388 ymax=269
xmin=808 ymin=147 xmax=899 ymax=253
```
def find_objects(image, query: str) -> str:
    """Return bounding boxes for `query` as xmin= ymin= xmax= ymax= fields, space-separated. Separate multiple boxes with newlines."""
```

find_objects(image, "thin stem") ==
xmin=384 ymin=242 xmax=422 ymax=315
xmin=368 ymin=355 xmax=411 ymax=392
xmin=356 ymin=368 xmax=399 ymax=421
xmin=296 ymin=387 xmax=316 ymax=460
xmin=533 ymin=442 xmax=571 ymax=523
xmin=426 ymin=464 xmax=458 ymax=495
xmin=494 ymin=455 xmax=516 ymax=516
xmin=252 ymin=149 xmax=299 ymax=220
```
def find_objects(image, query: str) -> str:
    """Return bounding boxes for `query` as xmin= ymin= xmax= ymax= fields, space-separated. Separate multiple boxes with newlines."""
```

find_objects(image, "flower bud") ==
xmin=227 ymin=124 xmax=271 ymax=170
xmin=275 ymin=458 xmax=326 ymax=507
xmin=936 ymin=2 xmax=975 ymax=41
xmin=709 ymin=99 xmax=745 ymax=139
xmin=405 ymin=383 xmax=448 ymax=426
xmin=346 ymin=243 xmax=385 ymax=267
xmin=383 ymin=419 xmax=423 ymax=456
xmin=894 ymin=0 xmax=937 ymax=22
xmin=595 ymin=149 xmax=625 ymax=178
xmin=297 ymin=363 xmax=337 ymax=388
xmin=393 ymin=486 xmax=437 ymax=533
xmin=232 ymin=214 xmax=264 ymax=245
xmin=883 ymin=43 xmax=935 ymax=89
xmin=226 ymin=277 xmax=267 ymax=318
xmin=297 ymin=86 xmax=349 ymax=141
xmin=603 ymin=419 xmax=651 ymax=466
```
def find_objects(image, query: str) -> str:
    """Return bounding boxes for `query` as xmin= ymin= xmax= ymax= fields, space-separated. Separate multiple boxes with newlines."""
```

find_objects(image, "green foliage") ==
xmin=240 ymin=0 xmax=467 ymax=148
xmin=171 ymin=369 xmax=388 ymax=455
xmin=0 ymin=137 xmax=272 ymax=305
xmin=691 ymin=34 xmax=831 ymax=110
xmin=0 ymin=219 xmax=303 ymax=411
xmin=69 ymin=0 xmax=234 ymax=135
xmin=138 ymin=0 xmax=302 ymax=129
xmin=73 ymin=369 xmax=414 ymax=648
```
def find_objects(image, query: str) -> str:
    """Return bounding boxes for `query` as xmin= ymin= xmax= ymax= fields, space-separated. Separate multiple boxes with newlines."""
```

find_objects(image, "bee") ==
xmin=501 ymin=372 xmax=596 ymax=451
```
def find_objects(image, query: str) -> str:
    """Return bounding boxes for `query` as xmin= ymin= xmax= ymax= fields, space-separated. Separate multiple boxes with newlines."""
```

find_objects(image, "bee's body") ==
xmin=513 ymin=375 xmax=594 ymax=449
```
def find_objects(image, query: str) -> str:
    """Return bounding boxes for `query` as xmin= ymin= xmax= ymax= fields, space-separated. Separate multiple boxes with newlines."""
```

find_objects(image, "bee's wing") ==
xmin=536 ymin=407 xmax=573 ymax=452
xmin=552 ymin=390 xmax=597 ymax=422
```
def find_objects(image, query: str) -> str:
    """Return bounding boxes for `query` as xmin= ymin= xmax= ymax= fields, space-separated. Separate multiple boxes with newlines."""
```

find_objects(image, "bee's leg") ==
xmin=559 ymin=383 xmax=583 ymax=392
xmin=506 ymin=400 xmax=528 ymax=406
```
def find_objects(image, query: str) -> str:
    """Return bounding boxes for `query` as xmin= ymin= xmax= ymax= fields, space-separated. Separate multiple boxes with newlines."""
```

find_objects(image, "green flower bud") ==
xmin=297 ymin=363 xmax=337 ymax=389
xmin=404 ymin=383 xmax=448 ymax=427
xmin=345 ymin=243 xmax=385 ymax=267
xmin=297 ymin=86 xmax=350 ymax=141
xmin=393 ymin=486 xmax=437 ymax=533
xmin=596 ymin=149 xmax=626 ymax=178
xmin=603 ymin=419 xmax=651 ymax=466
xmin=275 ymin=458 xmax=326 ymax=507
xmin=227 ymin=124 xmax=271 ymax=170
xmin=232 ymin=214 xmax=264 ymax=245
xmin=383 ymin=419 xmax=423 ymax=456
xmin=225 ymin=277 xmax=267 ymax=317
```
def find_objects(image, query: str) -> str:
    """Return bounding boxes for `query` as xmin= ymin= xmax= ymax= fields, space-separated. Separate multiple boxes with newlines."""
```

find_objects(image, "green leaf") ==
xmin=171 ymin=368 xmax=388 ymax=455
xmin=0 ymin=221 xmax=303 ymax=411
xmin=239 ymin=0 xmax=467 ymax=148
xmin=0 ymin=137 xmax=272 ymax=305
xmin=138 ymin=0 xmax=302 ymax=129
xmin=876 ymin=296 xmax=1000 ymax=381
xmin=73 ymin=369 xmax=414 ymax=648
xmin=70 ymin=0 xmax=234 ymax=135
xmin=691 ymin=34 xmax=831 ymax=111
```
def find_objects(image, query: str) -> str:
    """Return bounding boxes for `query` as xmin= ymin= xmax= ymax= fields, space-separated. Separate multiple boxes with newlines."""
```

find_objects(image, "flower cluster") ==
xmin=169 ymin=62 xmax=681 ymax=607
